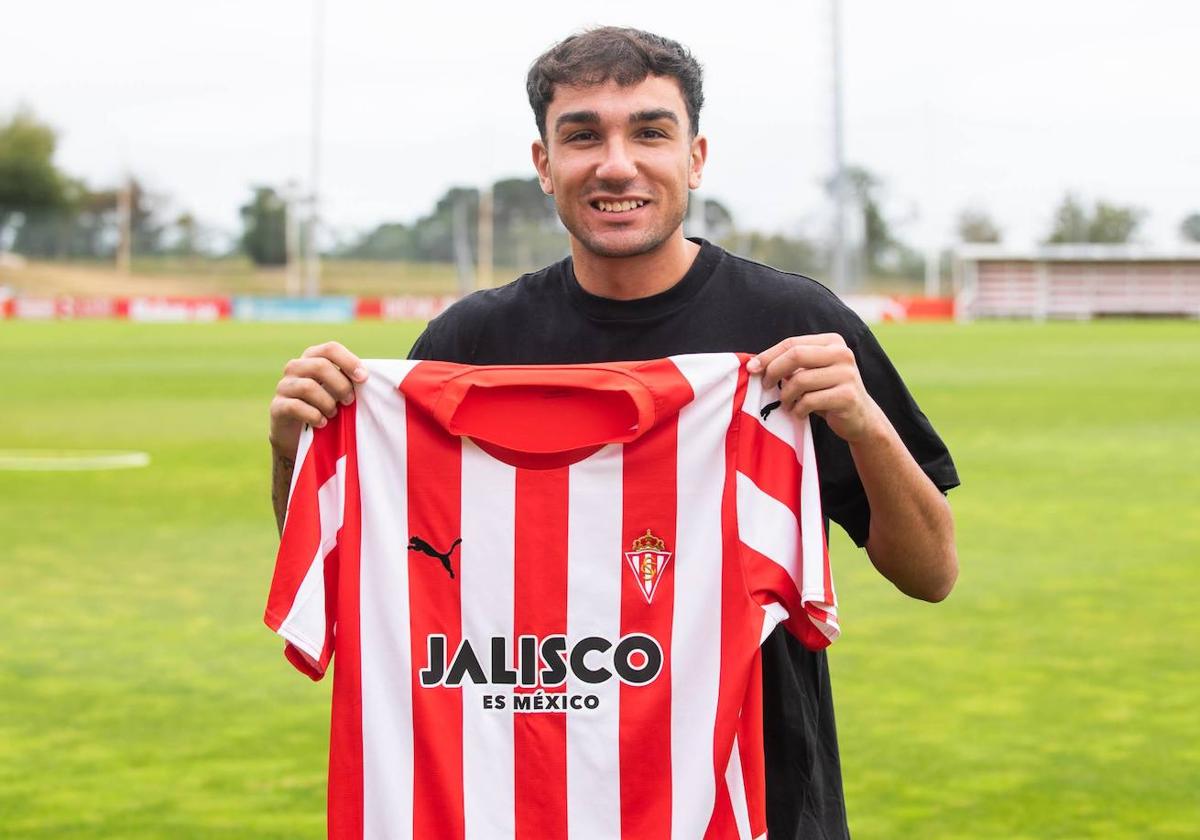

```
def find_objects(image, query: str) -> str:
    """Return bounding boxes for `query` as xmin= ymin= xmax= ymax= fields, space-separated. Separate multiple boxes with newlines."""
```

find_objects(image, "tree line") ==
xmin=3 ymin=107 xmax=1198 ymax=280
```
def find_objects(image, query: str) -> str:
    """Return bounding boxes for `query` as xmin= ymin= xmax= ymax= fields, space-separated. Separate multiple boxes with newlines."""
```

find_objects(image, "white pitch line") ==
xmin=0 ymin=450 xmax=151 ymax=471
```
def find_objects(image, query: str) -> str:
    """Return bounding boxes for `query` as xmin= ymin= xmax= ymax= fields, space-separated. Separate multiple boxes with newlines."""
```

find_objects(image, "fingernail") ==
xmin=317 ymin=417 xmax=327 ymax=428
xmin=747 ymin=358 xmax=761 ymax=373
xmin=341 ymin=395 xmax=354 ymax=406
xmin=352 ymin=367 xmax=368 ymax=381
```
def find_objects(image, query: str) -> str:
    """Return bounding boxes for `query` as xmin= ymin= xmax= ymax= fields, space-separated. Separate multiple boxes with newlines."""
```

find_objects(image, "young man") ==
xmin=269 ymin=27 xmax=959 ymax=838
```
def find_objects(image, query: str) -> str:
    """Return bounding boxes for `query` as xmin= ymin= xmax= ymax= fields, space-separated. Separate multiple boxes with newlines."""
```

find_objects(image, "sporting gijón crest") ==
xmin=625 ymin=529 xmax=672 ymax=604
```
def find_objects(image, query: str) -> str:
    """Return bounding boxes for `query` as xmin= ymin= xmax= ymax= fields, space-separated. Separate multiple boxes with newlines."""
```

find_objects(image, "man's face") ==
xmin=532 ymin=75 xmax=707 ymax=259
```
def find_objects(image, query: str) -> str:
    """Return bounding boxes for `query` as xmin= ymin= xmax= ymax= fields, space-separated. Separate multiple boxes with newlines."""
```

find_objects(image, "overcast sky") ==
xmin=4 ymin=0 xmax=1198 ymax=250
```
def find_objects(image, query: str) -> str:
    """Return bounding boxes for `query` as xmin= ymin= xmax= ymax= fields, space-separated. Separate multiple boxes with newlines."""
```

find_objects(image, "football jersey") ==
xmin=264 ymin=353 xmax=838 ymax=840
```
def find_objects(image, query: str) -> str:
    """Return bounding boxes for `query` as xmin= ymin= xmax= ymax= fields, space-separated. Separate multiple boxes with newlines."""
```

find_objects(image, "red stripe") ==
xmin=737 ymin=413 xmax=802 ymax=516
xmin=706 ymin=364 xmax=760 ymax=839
xmin=739 ymin=653 xmax=768 ymax=839
xmin=406 ymin=407 xmax=465 ymax=840
xmin=328 ymin=402 xmax=364 ymax=839
xmin=740 ymin=542 xmax=830 ymax=651
xmin=264 ymin=424 xmax=346 ymax=637
xmin=619 ymin=419 xmax=678 ymax=838
xmin=704 ymin=779 xmax=737 ymax=839
xmin=513 ymin=467 xmax=570 ymax=840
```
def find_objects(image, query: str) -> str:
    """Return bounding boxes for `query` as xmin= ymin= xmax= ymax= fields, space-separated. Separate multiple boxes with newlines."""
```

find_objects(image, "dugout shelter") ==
xmin=955 ymin=244 xmax=1200 ymax=320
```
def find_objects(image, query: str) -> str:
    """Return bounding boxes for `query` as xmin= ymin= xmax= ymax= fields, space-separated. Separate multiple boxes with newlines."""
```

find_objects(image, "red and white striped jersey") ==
xmin=265 ymin=353 xmax=838 ymax=840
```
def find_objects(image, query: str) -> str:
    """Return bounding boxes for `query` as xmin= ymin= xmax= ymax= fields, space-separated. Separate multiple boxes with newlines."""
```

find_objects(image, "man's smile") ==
xmin=589 ymin=197 xmax=651 ymax=216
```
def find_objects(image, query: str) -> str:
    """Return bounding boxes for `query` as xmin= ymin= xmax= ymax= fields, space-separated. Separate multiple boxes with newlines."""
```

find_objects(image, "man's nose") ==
xmin=595 ymin=138 xmax=638 ymax=182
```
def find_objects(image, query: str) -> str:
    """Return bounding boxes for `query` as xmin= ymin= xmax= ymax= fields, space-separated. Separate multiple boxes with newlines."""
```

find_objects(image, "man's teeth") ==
xmin=595 ymin=200 xmax=646 ymax=212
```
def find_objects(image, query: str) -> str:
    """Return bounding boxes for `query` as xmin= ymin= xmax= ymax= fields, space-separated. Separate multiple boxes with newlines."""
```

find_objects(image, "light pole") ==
xmin=830 ymin=0 xmax=849 ymax=293
xmin=305 ymin=0 xmax=325 ymax=298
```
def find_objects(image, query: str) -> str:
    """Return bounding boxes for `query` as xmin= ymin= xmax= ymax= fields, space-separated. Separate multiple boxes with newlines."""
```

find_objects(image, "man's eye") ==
xmin=566 ymin=131 xmax=596 ymax=142
xmin=639 ymin=129 xmax=668 ymax=139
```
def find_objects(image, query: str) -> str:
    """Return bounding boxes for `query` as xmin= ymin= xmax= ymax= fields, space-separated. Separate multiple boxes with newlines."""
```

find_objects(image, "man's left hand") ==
xmin=748 ymin=333 xmax=885 ymax=445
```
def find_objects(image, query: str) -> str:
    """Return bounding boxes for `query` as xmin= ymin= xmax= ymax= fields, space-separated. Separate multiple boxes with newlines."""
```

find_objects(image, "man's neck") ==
xmin=571 ymin=231 xmax=701 ymax=301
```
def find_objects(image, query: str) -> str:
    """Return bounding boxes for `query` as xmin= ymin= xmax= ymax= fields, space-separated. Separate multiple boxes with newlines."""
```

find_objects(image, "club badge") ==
xmin=625 ymin=529 xmax=672 ymax=604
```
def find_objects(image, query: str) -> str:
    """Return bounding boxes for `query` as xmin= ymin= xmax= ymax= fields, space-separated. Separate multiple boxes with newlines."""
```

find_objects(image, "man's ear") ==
xmin=532 ymin=139 xmax=554 ymax=195
xmin=688 ymin=134 xmax=708 ymax=190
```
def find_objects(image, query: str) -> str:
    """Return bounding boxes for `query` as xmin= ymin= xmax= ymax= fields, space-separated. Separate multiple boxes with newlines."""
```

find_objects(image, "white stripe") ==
xmin=287 ymin=426 xmax=314 ymax=506
xmin=760 ymin=603 xmax=787 ymax=644
xmin=737 ymin=472 xmax=838 ymax=640
xmin=357 ymin=359 xmax=419 ymax=839
xmin=725 ymin=735 xmax=754 ymax=840
xmin=277 ymin=455 xmax=345 ymax=661
xmin=669 ymin=352 xmax=741 ymax=840
xmin=460 ymin=442 xmax=517 ymax=840
xmin=798 ymin=419 xmax=834 ymax=606
xmin=565 ymin=444 xmax=624 ymax=840
xmin=736 ymin=473 xmax=803 ymax=592
xmin=740 ymin=368 xmax=795 ymax=446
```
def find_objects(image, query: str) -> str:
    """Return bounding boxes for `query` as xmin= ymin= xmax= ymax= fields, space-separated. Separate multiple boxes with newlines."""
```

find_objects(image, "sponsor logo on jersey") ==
xmin=625 ymin=529 xmax=672 ymax=604
xmin=418 ymin=632 xmax=663 ymax=703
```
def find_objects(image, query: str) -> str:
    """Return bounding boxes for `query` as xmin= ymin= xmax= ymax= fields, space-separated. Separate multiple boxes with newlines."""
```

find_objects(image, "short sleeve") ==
xmin=735 ymin=374 xmax=839 ymax=651
xmin=263 ymin=416 xmax=348 ymax=680
xmin=818 ymin=324 xmax=960 ymax=547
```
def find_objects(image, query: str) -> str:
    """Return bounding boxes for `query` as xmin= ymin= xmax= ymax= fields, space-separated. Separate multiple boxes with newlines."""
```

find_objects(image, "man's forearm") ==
xmin=271 ymin=448 xmax=296 ymax=535
xmin=850 ymin=412 xmax=958 ymax=602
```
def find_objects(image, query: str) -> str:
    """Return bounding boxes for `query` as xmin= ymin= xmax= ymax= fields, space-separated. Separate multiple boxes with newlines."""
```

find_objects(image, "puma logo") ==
xmin=760 ymin=400 xmax=782 ymax=421
xmin=407 ymin=536 xmax=461 ymax=580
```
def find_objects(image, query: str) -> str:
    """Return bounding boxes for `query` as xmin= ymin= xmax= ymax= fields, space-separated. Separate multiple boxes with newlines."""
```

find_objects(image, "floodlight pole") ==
xmin=116 ymin=174 xmax=133 ymax=276
xmin=305 ymin=0 xmax=325 ymax=298
xmin=478 ymin=185 xmax=494 ymax=289
xmin=830 ymin=0 xmax=849 ymax=293
xmin=284 ymin=180 xmax=302 ymax=296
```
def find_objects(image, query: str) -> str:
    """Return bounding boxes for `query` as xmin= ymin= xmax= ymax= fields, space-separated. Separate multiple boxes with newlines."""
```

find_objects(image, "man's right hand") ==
xmin=269 ymin=341 xmax=367 ymax=459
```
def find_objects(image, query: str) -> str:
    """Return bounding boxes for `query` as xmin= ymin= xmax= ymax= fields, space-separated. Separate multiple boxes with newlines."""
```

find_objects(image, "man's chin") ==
xmin=570 ymin=227 xmax=673 ymax=259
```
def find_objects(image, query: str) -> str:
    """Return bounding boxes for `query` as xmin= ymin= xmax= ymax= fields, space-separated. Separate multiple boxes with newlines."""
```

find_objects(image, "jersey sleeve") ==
xmin=735 ymin=375 xmax=839 ymax=650
xmin=263 ymin=414 xmax=349 ymax=680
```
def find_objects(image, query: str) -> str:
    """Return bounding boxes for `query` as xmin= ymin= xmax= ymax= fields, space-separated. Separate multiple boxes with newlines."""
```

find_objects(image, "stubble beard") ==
xmin=557 ymin=195 xmax=689 ymax=259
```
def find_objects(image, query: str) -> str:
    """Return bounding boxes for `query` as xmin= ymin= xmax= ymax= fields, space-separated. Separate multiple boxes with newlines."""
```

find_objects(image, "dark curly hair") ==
xmin=526 ymin=27 xmax=705 ymax=141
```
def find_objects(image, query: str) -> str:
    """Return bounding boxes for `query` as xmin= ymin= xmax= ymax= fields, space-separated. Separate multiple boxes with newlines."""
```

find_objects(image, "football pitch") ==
xmin=1 ymin=319 xmax=1197 ymax=838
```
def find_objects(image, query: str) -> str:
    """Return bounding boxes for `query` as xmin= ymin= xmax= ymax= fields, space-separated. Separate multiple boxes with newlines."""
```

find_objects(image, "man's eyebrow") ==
xmin=555 ymin=110 xmax=601 ymax=131
xmin=554 ymin=108 xmax=680 ymax=133
xmin=630 ymin=108 xmax=679 ymax=125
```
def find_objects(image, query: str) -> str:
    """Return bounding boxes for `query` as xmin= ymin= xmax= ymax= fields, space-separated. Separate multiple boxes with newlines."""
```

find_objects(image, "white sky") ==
xmin=4 ymin=0 xmax=1198 ymax=249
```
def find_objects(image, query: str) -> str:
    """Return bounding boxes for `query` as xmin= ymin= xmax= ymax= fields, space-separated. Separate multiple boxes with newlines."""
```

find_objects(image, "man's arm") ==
xmin=750 ymin=334 xmax=958 ymax=602
xmin=269 ymin=342 xmax=366 ymax=535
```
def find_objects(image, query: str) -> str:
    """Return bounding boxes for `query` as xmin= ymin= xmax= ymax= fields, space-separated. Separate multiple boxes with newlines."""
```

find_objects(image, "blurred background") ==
xmin=1 ymin=1 xmax=1198 ymax=838
xmin=3 ymin=0 xmax=1199 ymax=299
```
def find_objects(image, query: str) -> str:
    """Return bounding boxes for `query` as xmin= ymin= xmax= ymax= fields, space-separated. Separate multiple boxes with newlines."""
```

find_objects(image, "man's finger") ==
xmin=270 ymin=395 xmax=328 ymax=430
xmin=778 ymin=366 xmax=846 ymax=407
xmin=300 ymin=341 xmax=367 ymax=383
xmin=760 ymin=343 xmax=845 ymax=391
xmin=747 ymin=333 xmax=845 ymax=372
xmin=789 ymin=383 xmax=852 ymax=420
xmin=277 ymin=375 xmax=340 ymax=418
xmin=285 ymin=356 xmax=358 ymax=404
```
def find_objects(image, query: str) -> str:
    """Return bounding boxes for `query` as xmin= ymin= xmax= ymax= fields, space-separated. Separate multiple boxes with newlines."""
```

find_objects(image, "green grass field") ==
xmin=1 ymin=319 xmax=1197 ymax=838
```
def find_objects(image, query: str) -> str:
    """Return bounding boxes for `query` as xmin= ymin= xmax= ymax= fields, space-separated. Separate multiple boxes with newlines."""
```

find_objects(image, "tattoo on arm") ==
xmin=272 ymin=452 xmax=296 ymax=535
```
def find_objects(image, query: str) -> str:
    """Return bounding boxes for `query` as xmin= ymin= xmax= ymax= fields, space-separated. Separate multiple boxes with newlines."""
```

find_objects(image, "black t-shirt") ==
xmin=408 ymin=238 xmax=959 ymax=839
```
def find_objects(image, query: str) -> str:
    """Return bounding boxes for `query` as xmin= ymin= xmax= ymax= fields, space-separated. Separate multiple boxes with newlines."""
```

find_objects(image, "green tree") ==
xmin=0 ymin=107 xmax=67 ymax=238
xmin=724 ymin=231 xmax=820 ymax=276
xmin=240 ymin=186 xmax=287 ymax=266
xmin=1045 ymin=194 xmax=1143 ymax=244
xmin=1179 ymin=213 xmax=1200 ymax=243
xmin=956 ymin=206 xmax=1002 ymax=243
xmin=825 ymin=165 xmax=895 ymax=270
xmin=1087 ymin=201 xmax=1143 ymax=243
xmin=1045 ymin=194 xmax=1089 ymax=243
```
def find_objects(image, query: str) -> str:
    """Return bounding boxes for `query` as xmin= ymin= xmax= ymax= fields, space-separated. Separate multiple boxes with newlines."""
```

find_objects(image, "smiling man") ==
xmin=269 ymin=26 xmax=959 ymax=839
